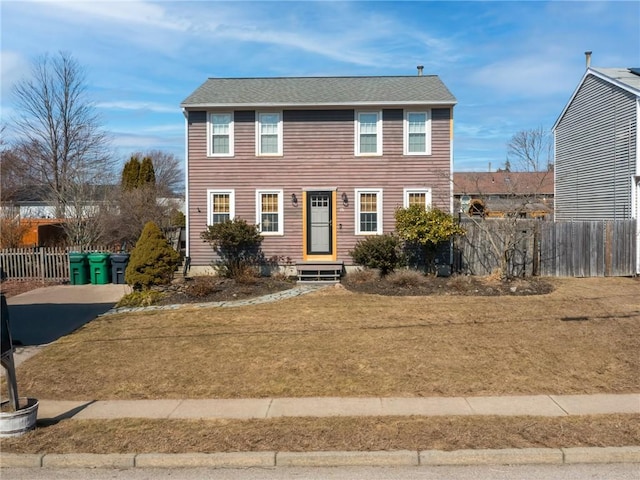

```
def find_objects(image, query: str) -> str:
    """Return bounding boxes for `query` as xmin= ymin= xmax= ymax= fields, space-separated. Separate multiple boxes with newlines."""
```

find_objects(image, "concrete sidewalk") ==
xmin=2 ymin=393 xmax=635 ymax=469
xmin=37 ymin=393 xmax=640 ymax=421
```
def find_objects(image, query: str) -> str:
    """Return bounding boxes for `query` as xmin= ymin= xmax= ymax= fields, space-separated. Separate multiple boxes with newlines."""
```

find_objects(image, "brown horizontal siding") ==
xmin=187 ymin=107 xmax=452 ymax=267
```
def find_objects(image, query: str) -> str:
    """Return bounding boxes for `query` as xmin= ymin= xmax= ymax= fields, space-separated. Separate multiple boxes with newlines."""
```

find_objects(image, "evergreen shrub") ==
xmin=200 ymin=218 xmax=264 ymax=279
xmin=349 ymin=233 xmax=404 ymax=275
xmin=125 ymin=221 xmax=180 ymax=290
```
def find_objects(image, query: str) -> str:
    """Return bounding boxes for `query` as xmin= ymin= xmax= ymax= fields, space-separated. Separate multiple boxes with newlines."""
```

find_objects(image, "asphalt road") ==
xmin=4 ymin=464 xmax=639 ymax=480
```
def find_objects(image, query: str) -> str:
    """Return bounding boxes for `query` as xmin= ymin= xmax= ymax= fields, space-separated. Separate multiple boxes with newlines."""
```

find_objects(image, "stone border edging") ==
xmin=102 ymin=285 xmax=327 ymax=316
xmin=2 ymin=447 xmax=639 ymax=469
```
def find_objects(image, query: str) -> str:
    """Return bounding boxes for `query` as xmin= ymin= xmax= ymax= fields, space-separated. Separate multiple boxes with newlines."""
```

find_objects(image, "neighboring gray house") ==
xmin=553 ymin=61 xmax=640 ymax=273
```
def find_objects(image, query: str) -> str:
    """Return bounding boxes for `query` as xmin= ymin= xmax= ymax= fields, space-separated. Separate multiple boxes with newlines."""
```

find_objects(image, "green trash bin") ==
xmin=87 ymin=253 xmax=111 ymax=285
xmin=69 ymin=252 xmax=89 ymax=285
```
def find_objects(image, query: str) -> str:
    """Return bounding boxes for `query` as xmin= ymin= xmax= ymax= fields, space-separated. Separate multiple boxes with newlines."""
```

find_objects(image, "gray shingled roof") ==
xmin=181 ymin=76 xmax=456 ymax=108
xmin=592 ymin=68 xmax=640 ymax=93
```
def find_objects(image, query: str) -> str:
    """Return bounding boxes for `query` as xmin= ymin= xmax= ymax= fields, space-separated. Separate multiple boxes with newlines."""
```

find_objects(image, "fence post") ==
xmin=39 ymin=247 xmax=45 ymax=282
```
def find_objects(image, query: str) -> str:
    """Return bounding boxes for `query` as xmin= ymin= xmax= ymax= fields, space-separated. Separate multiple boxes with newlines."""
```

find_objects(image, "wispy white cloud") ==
xmin=96 ymin=101 xmax=176 ymax=114
xmin=31 ymin=0 xmax=190 ymax=31
xmin=470 ymin=55 xmax=578 ymax=99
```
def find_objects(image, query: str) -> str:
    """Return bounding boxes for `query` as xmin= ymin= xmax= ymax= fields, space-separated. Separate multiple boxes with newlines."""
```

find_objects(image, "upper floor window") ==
xmin=256 ymin=112 xmax=283 ymax=156
xmin=256 ymin=189 xmax=284 ymax=235
xmin=403 ymin=188 xmax=432 ymax=209
xmin=355 ymin=188 xmax=383 ymax=234
xmin=209 ymin=113 xmax=233 ymax=156
xmin=355 ymin=111 xmax=382 ymax=156
xmin=404 ymin=111 xmax=431 ymax=155
xmin=207 ymin=189 xmax=235 ymax=225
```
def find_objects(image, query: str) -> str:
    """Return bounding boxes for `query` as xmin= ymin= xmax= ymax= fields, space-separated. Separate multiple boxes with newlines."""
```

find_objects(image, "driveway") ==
xmin=5 ymin=284 xmax=130 ymax=365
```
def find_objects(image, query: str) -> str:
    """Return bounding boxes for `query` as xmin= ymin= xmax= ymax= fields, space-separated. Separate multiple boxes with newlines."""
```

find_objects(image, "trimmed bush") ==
xmin=200 ymin=218 xmax=264 ymax=279
xmin=349 ymin=234 xmax=404 ymax=275
xmin=125 ymin=221 xmax=180 ymax=290
xmin=395 ymin=205 xmax=465 ymax=274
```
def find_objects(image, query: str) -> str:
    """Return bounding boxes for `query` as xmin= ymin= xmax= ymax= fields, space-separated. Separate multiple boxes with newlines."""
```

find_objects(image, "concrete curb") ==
xmin=2 ymin=447 xmax=639 ymax=469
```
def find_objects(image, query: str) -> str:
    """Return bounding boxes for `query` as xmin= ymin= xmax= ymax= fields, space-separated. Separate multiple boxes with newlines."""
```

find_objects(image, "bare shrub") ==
xmin=234 ymin=265 xmax=260 ymax=285
xmin=184 ymin=277 xmax=224 ymax=298
xmin=344 ymin=269 xmax=381 ymax=285
xmin=386 ymin=269 xmax=427 ymax=287
xmin=446 ymin=275 xmax=474 ymax=293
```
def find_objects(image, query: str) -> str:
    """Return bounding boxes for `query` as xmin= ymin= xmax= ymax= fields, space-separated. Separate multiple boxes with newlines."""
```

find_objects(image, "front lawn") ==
xmin=13 ymin=277 xmax=640 ymax=400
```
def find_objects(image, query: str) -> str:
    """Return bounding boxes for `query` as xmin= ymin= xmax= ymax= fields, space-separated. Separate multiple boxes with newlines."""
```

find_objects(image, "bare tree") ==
xmin=453 ymin=171 xmax=554 ymax=280
xmin=506 ymin=126 xmax=553 ymax=172
xmin=130 ymin=149 xmax=183 ymax=195
xmin=10 ymin=52 xmax=114 ymax=245
xmin=452 ymin=126 xmax=555 ymax=279
xmin=101 ymin=184 xmax=179 ymax=249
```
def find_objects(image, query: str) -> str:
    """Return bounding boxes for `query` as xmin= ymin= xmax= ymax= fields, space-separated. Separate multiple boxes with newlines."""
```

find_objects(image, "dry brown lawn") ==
xmin=13 ymin=277 xmax=639 ymax=400
xmin=2 ymin=415 xmax=638 ymax=454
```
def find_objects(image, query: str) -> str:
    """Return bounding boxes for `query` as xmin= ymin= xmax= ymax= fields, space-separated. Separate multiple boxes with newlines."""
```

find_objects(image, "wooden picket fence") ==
xmin=0 ymin=246 xmax=109 ymax=282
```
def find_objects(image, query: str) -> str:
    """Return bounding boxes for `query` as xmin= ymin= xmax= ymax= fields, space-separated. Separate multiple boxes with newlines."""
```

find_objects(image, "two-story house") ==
xmin=553 ymin=55 xmax=639 ymax=273
xmin=181 ymin=71 xmax=456 ymax=278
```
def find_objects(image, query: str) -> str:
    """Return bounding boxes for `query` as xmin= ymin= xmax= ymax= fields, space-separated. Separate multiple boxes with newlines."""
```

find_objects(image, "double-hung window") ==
xmin=403 ymin=188 xmax=432 ymax=209
xmin=404 ymin=111 xmax=431 ymax=155
xmin=256 ymin=189 xmax=283 ymax=235
xmin=355 ymin=111 xmax=382 ymax=155
xmin=355 ymin=189 xmax=383 ymax=235
xmin=256 ymin=112 xmax=282 ymax=155
xmin=209 ymin=113 xmax=233 ymax=156
xmin=207 ymin=189 xmax=234 ymax=225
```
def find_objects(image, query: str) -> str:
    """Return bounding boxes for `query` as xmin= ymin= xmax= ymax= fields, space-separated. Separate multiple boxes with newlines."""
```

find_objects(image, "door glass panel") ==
xmin=308 ymin=193 xmax=331 ymax=254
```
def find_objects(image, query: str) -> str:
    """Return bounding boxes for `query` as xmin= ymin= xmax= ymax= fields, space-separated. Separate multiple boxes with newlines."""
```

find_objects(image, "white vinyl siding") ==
xmin=208 ymin=113 xmax=233 ymax=156
xmin=355 ymin=111 xmax=382 ymax=156
xmin=404 ymin=110 xmax=431 ymax=155
xmin=256 ymin=189 xmax=284 ymax=235
xmin=403 ymin=188 xmax=432 ymax=209
xmin=207 ymin=189 xmax=235 ymax=225
xmin=256 ymin=112 xmax=283 ymax=156
xmin=355 ymin=188 xmax=383 ymax=234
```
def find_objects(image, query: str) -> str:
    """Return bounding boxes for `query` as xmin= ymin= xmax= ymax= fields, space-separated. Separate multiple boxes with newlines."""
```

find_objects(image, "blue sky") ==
xmin=1 ymin=0 xmax=639 ymax=178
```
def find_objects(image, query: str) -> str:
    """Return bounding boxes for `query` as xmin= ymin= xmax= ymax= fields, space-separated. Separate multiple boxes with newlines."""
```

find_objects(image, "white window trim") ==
xmin=255 ymin=111 xmax=283 ymax=156
xmin=207 ymin=112 xmax=234 ymax=157
xmin=206 ymin=189 xmax=235 ymax=226
xmin=355 ymin=188 xmax=383 ymax=235
xmin=354 ymin=110 xmax=383 ymax=156
xmin=255 ymin=189 xmax=284 ymax=236
xmin=403 ymin=188 xmax=432 ymax=209
xmin=403 ymin=110 xmax=432 ymax=155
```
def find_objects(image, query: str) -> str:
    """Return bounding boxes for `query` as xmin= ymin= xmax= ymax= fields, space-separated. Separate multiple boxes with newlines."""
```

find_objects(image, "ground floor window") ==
xmin=355 ymin=188 xmax=383 ymax=234
xmin=403 ymin=188 xmax=432 ymax=209
xmin=207 ymin=189 xmax=234 ymax=225
xmin=256 ymin=189 xmax=284 ymax=235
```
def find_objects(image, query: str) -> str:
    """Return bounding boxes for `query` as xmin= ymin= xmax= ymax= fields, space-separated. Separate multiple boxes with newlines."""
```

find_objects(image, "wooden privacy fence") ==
xmin=454 ymin=219 xmax=637 ymax=277
xmin=0 ymin=246 xmax=109 ymax=282
xmin=538 ymin=220 xmax=637 ymax=277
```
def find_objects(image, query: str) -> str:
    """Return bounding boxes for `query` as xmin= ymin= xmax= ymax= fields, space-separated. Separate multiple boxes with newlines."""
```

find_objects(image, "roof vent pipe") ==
xmin=585 ymin=51 xmax=592 ymax=68
xmin=417 ymin=65 xmax=424 ymax=76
